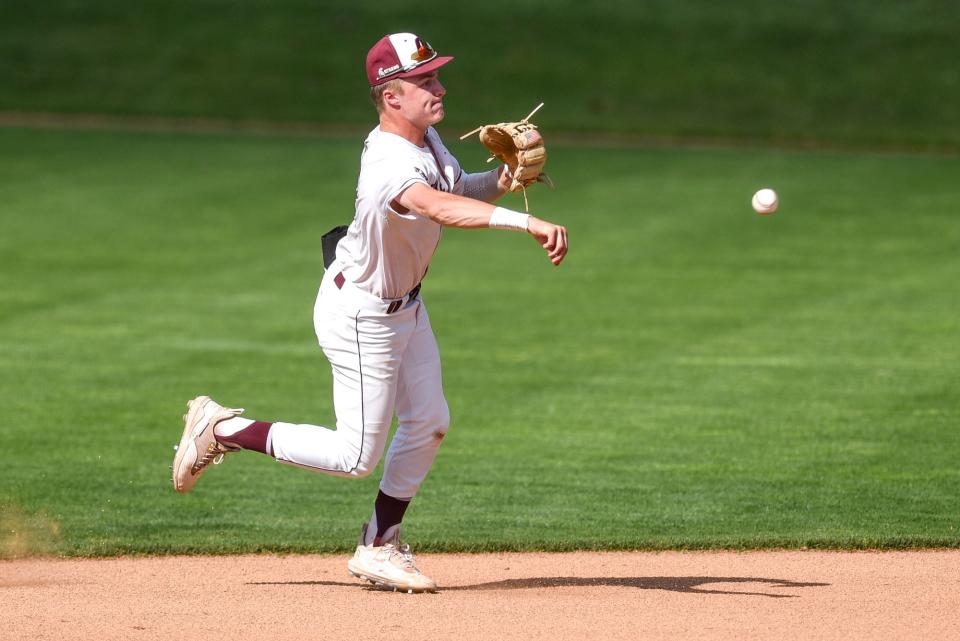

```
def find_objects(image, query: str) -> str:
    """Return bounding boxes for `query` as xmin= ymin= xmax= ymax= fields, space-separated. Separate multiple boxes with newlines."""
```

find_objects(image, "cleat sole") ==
xmin=348 ymin=564 xmax=435 ymax=593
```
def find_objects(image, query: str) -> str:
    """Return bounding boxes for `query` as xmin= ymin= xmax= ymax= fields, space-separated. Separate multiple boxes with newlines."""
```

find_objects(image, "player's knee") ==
xmin=437 ymin=401 xmax=451 ymax=430
xmin=349 ymin=450 xmax=380 ymax=478
xmin=351 ymin=463 xmax=375 ymax=478
xmin=430 ymin=402 xmax=450 ymax=441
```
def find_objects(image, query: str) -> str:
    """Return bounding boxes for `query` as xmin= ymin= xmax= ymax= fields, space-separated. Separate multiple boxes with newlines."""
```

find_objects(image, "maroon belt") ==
xmin=334 ymin=272 xmax=421 ymax=315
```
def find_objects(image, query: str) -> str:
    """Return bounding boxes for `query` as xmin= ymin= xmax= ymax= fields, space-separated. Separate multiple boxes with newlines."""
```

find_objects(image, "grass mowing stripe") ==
xmin=1 ymin=127 xmax=958 ymax=555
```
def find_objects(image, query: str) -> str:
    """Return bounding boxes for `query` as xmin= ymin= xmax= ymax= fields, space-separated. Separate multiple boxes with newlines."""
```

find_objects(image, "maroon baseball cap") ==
xmin=366 ymin=33 xmax=454 ymax=86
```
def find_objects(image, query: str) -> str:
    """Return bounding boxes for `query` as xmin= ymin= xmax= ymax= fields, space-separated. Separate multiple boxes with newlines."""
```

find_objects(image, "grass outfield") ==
xmin=2 ymin=0 xmax=958 ymax=147
xmin=1 ymin=126 xmax=958 ymax=556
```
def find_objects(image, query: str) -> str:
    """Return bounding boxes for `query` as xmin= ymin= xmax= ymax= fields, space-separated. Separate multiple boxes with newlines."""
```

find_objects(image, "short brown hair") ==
xmin=370 ymin=79 xmax=404 ymax=113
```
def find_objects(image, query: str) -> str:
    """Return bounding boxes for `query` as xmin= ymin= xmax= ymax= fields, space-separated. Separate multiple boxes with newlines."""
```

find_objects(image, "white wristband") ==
xmin=489 ymin=206 xmax=529 ymax=232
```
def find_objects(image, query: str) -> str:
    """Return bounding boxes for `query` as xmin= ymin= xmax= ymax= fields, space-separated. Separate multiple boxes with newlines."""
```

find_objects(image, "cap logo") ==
xmin=377 ymin=63 xmax=401 ymax=79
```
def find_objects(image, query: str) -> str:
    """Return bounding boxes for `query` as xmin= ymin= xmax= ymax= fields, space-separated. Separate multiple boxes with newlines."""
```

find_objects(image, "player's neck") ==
xmin=380 ymin=114 xmax=427 ymax=147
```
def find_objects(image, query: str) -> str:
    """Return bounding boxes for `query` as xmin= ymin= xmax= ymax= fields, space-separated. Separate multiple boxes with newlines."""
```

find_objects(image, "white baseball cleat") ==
xmin=347 ymin=523 xmax=437 ymax=593
xmin=172 ymin=395 xmax=242 ymax=493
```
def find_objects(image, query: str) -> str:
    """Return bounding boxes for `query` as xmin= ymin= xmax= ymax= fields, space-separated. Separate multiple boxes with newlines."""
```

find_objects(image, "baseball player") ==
xmin=172 ymin=32 xmax=568 ymax=593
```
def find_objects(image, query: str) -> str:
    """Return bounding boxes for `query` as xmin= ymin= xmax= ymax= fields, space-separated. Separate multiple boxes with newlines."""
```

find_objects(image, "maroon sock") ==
xmin=374 ymin=490 xmax=410 ymax=540
xmin=215 ymin=421 xmax=273 ymax=456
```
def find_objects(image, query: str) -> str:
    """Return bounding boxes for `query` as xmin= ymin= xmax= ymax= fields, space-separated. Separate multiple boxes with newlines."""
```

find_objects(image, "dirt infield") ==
xmin=2 ymin=550 xmax=958 ymax=640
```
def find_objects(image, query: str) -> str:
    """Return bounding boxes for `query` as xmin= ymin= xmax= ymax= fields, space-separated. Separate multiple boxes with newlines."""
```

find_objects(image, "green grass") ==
xmin=2 ymin=0 xmax=959 ymax=147
xmin=1 ymin=126 xmax=959 ymax=556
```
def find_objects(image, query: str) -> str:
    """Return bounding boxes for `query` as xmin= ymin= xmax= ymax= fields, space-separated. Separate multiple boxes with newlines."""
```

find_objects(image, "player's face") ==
xmin=398 ymin=72 xmax=446 ymax=128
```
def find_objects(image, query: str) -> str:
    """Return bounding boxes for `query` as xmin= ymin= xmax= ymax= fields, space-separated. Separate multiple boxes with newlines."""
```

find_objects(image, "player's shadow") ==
xmin=444 ymin=576 xmax=828 ymax=598
xmin=248 ymin=576 xmax=827 ymax=598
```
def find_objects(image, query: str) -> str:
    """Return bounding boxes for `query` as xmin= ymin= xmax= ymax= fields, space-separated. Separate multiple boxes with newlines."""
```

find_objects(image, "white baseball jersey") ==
xmin=336 ymin=125 xmax=463 ymax=299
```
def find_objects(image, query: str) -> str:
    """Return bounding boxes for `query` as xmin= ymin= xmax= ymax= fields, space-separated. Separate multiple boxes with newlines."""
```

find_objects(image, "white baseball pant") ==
xmin=266 ymin=264 xmax=450 ymax=500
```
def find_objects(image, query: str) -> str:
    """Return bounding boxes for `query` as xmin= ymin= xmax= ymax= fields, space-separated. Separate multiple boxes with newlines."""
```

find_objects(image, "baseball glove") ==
xmin=460 ymin=103 xmax=553 ymax=209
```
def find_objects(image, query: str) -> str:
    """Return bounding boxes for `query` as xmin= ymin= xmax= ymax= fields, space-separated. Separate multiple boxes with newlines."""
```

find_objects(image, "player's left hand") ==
xmin=527 ymin=216 xmax=568 ymax=266
xmin=496 ymin=165 xmax=513 ymax=194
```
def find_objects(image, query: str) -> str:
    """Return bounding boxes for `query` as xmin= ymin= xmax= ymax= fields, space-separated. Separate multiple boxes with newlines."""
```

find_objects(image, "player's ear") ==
xmin=383 ymin=90 xmax=400 ymax=109
xmin=382 ymin=81 xmax=404 ymax=109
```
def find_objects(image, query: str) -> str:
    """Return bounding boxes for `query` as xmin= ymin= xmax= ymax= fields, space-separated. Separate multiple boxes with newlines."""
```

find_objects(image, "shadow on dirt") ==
xmin=444 ymin=576 xmax=828 ymax=597
xmin=249 ymin=576 xmax=828 ymax=598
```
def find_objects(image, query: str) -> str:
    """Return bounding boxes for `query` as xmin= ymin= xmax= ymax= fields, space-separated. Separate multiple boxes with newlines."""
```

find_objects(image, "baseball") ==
xmin=752 ymin=188 xmax=778 ymax=215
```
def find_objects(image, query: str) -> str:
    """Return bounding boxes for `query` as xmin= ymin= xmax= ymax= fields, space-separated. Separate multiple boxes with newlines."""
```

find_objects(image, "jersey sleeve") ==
xmin=449 ymin=148 xmax=465 ymax=196
xmin=372 ymin=153 xmax=434 ymax=216
xmin=429 ymin=132 xmax=465 ymax=197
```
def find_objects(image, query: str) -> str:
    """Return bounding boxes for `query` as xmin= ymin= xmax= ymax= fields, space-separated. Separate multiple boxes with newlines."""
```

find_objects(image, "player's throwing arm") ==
xmin=395 ymin=183 xmax=568 ymax=266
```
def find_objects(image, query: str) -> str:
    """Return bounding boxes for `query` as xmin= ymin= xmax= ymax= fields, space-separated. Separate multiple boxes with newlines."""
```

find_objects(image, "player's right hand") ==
xmin=527 ymin=217 xmax=568 ymax=266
